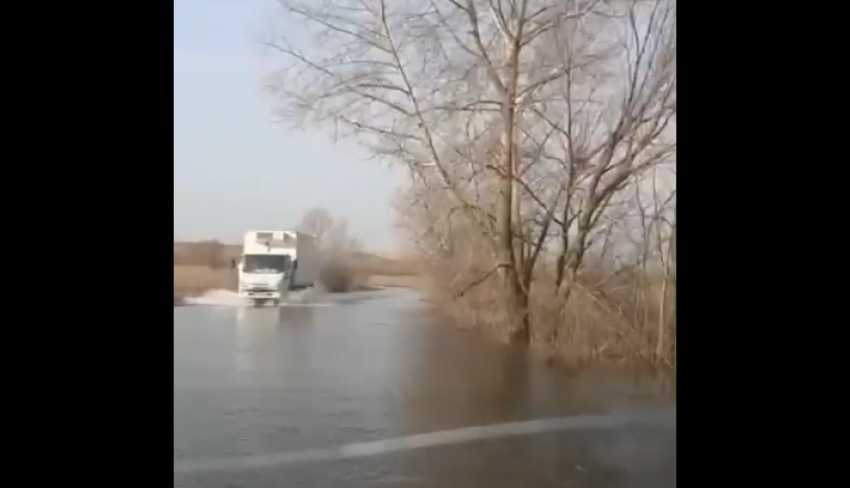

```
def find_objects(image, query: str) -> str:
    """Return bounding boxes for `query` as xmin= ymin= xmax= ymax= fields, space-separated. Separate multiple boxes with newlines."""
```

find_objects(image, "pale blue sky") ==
xmin=174 ymin=0 xmax=405 ymax=251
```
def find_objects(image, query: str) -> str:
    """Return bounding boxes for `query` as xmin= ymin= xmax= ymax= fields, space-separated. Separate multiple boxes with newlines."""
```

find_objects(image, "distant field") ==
xmin=174 ymin=240 xmax=420 ymax=299
xmin=366 ymin=274 xmax=423 ymax=289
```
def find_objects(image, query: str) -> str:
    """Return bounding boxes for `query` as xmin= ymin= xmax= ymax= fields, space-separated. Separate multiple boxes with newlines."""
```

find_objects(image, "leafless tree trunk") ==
xmin=657 ymin=195 xmax=675 ymax=360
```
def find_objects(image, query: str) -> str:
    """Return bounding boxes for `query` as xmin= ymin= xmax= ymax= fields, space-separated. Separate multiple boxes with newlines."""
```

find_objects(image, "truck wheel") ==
xmin=271 ymin=299 xmax=280 ymax=307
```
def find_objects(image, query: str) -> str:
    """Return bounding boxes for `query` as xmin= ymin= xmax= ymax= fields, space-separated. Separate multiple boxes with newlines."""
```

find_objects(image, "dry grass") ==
xmin=174 ymin=241 xmax=241 ymax=268
xmin=174 ymin=265 xmax=233 ymax=298
xmin=319 ymin=253 xmax=422 ymax=292
xmin=348 ymin=252 xmax=420 ymax=277
xmin=417 ymin=251 xmax=676 ymax=369
xmin=366 ymin=274 xmax=423 ymax=288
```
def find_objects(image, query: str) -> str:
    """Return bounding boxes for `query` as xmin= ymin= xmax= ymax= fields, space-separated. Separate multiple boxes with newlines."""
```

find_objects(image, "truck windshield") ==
xmin=242 ymin=255 xmax=291 ymax=274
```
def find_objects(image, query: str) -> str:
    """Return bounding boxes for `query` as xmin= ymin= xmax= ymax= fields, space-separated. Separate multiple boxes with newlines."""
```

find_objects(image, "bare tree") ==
xmin=297 ymin=207 xmax=362 ymax=253
xmin=327 ymin=219 xmax=355 ymax=252
xmin=298 ymin=207 xmax=335 ymax=249
xmin=269 ymin=0 xmax=676 ymax=353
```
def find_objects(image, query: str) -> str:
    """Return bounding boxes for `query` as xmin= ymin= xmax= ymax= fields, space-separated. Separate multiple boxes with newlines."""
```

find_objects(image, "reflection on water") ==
xmin=174 ymin=290 xmax=675 ymax=488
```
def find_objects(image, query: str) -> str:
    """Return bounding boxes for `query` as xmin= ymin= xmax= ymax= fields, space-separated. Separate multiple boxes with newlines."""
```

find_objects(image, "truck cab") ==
xmin=237 ymin=230 xmax=317 ymax=307
xmin=238 ymin=253 xmax=292 ymax=306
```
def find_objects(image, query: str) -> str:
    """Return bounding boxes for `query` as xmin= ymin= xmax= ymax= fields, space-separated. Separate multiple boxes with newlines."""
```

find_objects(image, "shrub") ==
xmin=319 ymin=259 xmax=354 ymax=293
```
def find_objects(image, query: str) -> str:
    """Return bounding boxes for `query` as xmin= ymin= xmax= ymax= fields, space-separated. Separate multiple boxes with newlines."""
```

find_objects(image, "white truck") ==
xmin=237 ymin=230 xmax=319 ymax=306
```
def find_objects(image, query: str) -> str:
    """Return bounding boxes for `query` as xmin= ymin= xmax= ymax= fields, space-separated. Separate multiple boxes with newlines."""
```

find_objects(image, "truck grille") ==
xmin=247 ymin=286 xmax=275 ymax=292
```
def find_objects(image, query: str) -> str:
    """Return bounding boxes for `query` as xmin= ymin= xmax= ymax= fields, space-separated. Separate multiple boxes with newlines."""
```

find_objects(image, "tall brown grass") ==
xmin=173 ymin=265 xmax=233 ymax=298
xmin=319 ymin=252 xmax=421 ymax=292
xmin=173 ymin=241 xmax=236 ymax=298
xmin=414 ymin=248 xmax=675 ymax=369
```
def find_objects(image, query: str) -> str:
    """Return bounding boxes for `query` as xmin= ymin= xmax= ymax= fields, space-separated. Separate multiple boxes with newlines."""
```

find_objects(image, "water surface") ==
xmin=174 ymin=289 xmax=675 ymax=487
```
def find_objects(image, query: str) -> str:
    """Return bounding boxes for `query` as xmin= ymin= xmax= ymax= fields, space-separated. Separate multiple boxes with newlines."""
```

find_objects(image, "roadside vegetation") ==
xmin=173 ymin=241 xmax=238 ymax=299
xmin=297 ymin=207 xmax=360 ymax=292
xmin=266 ymin=0 xmax=676 ymax=367
xmin=296 ymin=207 xmax=419 ymax=292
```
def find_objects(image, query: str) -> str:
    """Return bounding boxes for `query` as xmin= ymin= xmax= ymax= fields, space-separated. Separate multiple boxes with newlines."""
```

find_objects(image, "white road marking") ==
xmin=174 ymin=411 xmax=675 ymax=475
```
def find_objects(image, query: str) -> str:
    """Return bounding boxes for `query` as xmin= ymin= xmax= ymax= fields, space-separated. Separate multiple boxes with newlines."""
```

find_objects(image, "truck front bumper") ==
xmin=238 ymin=290 xmax=282 ymax=300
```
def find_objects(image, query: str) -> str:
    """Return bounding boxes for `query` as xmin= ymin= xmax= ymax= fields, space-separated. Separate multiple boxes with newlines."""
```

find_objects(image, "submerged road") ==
xmin=174 ymin=289 xmax=675 ymax=487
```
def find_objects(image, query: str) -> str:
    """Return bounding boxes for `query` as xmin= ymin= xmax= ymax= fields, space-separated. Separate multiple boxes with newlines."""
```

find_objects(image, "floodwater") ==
xmin=174 ymin=289 xmax=675 ymax=487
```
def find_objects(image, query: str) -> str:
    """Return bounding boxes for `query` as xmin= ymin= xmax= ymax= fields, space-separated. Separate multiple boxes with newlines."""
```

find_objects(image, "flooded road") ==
xmin=174 ymin=289 xmax=675 ymax=487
